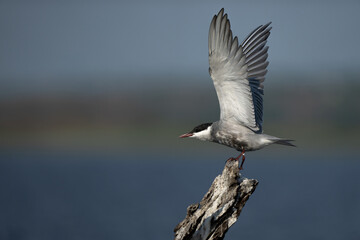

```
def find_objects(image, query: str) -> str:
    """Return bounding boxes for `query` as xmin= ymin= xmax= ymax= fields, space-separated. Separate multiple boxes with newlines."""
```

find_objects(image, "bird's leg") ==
xmin=236 ymin=148 xmax=246 ymax=170
xmin=239 ymin=152 xmax=246 ymax=170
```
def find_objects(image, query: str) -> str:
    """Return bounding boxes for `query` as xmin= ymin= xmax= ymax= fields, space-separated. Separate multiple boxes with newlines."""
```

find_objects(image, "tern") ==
xmin=180 ymin=9 xmax=295 ymax=169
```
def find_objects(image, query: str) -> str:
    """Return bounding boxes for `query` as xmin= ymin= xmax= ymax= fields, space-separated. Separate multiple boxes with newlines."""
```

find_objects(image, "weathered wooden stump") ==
xmin=174 ymin=159 xmax=258 ymax=240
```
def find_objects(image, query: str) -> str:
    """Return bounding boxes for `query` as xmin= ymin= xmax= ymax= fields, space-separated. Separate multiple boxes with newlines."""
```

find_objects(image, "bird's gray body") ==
xmin=192 ymin=120 xmax=288 ymax=152
xmin=180 ymin=9 xmax=294 ymax=154
xmin=210 ymin=121 xmax=270 ymax=151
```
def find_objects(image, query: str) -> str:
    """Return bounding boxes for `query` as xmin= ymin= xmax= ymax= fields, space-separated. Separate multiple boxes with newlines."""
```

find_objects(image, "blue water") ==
xmin=0 ymin=150 xmax=359 ymax=240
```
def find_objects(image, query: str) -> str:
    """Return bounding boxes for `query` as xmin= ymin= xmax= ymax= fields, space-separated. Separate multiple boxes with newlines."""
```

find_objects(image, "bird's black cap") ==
xmin=190 ymin=123 xmax=212 ymax=133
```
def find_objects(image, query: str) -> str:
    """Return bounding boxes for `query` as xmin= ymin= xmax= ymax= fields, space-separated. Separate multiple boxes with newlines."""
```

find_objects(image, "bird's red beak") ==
xmin=179 ymin=133 xmax=193 ymax=138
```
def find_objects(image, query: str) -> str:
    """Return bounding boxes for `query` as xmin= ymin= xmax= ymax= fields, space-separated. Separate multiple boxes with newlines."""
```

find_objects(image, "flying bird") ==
xmin=180 ymin=8 xmax=295 ymax=169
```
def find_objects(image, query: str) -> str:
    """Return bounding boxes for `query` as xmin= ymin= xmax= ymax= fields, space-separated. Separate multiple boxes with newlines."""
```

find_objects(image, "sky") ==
xmin=0 ymin=0 xmax=360 ymax=84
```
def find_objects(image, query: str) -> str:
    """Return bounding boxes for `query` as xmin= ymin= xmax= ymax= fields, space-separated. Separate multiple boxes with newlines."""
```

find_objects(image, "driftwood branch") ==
xmin=174 ymin=159 xmax=258 ymax=240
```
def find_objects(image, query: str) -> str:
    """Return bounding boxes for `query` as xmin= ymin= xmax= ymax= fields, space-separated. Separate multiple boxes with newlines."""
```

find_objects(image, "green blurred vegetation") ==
xmin=0 ymin=73 xmax=359 ymax=153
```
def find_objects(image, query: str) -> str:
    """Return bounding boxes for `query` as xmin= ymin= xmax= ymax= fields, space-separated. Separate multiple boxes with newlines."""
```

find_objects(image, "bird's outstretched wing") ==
xmin=208 ymin=8 xmax=271 ymax=132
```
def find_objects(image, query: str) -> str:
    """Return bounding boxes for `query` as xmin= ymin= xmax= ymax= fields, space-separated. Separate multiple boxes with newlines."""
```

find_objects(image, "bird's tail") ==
xmin=274 ymin=139 xmax=296 ymax=147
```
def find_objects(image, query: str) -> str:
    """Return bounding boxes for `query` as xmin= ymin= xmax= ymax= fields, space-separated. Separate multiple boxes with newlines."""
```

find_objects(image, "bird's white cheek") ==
xmin=193 ymin=130 xmax=212 ymax=141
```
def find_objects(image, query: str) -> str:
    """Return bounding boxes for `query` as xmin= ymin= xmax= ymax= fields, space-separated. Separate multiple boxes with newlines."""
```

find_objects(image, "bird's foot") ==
xmin=227 ymin=150 xmax=246 ymax=170
xmin=226 ymin=157 xmax=237 ymax=162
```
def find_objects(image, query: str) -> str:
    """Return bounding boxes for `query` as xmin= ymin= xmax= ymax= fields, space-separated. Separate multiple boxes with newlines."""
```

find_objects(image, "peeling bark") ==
xmin=174 ymin=159 xmax=258 ymax=240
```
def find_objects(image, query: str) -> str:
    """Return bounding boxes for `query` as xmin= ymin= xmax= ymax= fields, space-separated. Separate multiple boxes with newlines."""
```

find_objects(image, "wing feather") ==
xmin=208 ymin=8 xmax=271 ymax=132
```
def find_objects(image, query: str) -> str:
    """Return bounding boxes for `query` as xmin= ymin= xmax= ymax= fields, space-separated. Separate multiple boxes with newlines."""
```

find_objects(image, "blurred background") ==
xmin=0 ymin=0 xmax=359 ymax=239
